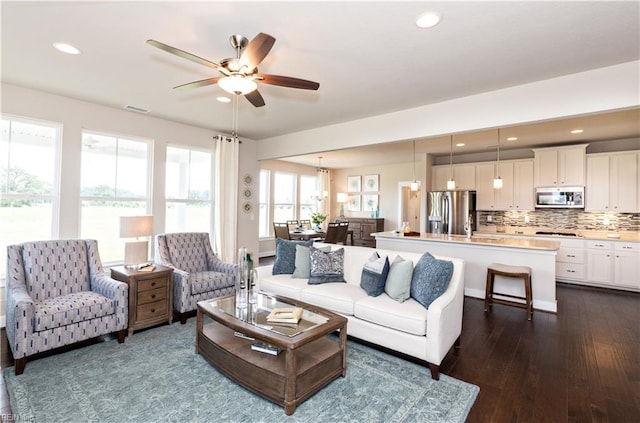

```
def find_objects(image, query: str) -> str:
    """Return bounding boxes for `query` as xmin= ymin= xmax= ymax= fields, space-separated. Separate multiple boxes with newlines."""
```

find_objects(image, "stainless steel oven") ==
xmin=535 ymin=186 xmax=584 ymax=208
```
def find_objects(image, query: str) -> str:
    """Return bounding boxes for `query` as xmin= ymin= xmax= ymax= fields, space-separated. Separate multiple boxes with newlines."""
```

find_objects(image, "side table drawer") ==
xmin=137 ymin=299 xmax=168 ymax=321
xmin=138 ymin=277 xmax=167 ymax=292
xmin=138 ymin=286 xmax=167 ymax=305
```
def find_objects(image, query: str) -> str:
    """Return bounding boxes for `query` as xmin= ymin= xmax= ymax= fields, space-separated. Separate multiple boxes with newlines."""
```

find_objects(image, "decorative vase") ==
xmin=236 ymin=247 xmax=248 ymax=309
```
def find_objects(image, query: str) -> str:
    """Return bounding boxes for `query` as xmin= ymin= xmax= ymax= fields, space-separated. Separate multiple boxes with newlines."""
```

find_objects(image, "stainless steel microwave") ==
xmin=535 ymin=186 xmax=584 ymax=208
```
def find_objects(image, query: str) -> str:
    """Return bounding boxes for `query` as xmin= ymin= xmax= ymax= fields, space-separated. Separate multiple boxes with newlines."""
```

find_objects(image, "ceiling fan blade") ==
xmin=239 ymin=33 xmax=276 ymax=70
xmin=173 ymin=77 xmax=223 ymax=90
xmin=147 ymin=39 xmax=221 ymax=71
xmin=245 ymin=90 xmax=266 ymax=107
xmin=258 ymin=74 xmax=320 ymax=90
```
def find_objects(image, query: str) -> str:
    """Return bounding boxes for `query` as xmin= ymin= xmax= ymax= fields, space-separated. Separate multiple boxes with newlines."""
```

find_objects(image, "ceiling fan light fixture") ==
xmin=218 ymin=75 xmax=257 ymax=95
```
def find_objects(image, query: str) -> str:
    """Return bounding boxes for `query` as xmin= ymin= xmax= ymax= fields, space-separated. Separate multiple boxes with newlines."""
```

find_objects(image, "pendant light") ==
xmin=410 ymin=140 xmax=419 ymax=191
xmin=493 ymin=128 xmax=503 ymax=189
xmin=447 ymin=135 xmax=456 ymax=190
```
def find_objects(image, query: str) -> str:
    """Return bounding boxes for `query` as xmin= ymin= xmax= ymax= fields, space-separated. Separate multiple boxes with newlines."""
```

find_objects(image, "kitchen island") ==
xmin=373 ymin=231 xmax=560 ymax=313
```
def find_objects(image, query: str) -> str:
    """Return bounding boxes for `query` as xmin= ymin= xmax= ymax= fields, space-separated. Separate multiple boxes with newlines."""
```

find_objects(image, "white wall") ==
xmin=257 ymin=61 xmax=640 ymax=160
xmin=1 ymin=83 xmax=260 ymax=326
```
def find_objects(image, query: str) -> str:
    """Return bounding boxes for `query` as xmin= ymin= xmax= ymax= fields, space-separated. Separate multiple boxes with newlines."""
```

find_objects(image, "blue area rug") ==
xmin=4 ymin=318 xmax=478 ymax=422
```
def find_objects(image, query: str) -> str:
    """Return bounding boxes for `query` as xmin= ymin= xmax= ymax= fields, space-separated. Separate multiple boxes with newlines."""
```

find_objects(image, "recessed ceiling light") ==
xmin=571 ymin=129 xmax=584 ymax=134
xmin=53 ymin=42 xmax=81 ymax=55
xmin=216 ymin=96 xmax=231 ymax=103
xmin=507 ymin=137 xmax=518 ymax=141
xmin=416 ymin=12 xmax=441 ymax=28
xmin=455 ymin=143 xmax=465 ymax=147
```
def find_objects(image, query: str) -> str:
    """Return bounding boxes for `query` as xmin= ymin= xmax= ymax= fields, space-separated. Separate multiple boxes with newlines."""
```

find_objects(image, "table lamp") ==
xmin=336 ymin=193 xmax=348 ymax=217
xmin=120 ymin=215 xmax=154 ymax=268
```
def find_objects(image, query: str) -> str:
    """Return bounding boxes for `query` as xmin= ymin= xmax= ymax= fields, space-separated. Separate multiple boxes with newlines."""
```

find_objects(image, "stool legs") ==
xmin=484 ymin=267 xmax=533 ymax=320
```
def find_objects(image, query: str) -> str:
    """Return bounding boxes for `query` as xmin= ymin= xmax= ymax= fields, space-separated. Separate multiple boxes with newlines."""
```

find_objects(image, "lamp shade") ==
xmin=336 ymin=192 xmax=348 ymax=203
xmin=120 ymin=215 xmax=154 ymax=238
xmin=218 ymin=75 xmax=258 ymax=95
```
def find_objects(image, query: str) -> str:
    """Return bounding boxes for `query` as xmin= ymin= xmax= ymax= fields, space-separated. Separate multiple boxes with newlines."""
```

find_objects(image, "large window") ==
xmin=80 ymin=131 xmax=151 ymax=263
xmin=258 ymin=170 xmax=270 ymax=238
xmin=165 ymin=145 xmax=212 ymax=233
xmin=0 ymin=116 xmax=61 ymax=279
xmin=273 ymin=172 xmax=296 ymax=223
xmin=299 ymin=174 xmax=318 ymax=220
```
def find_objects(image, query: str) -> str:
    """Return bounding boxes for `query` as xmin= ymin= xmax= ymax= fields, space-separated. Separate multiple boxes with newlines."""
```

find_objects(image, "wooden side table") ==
xmin=110 ymin=265 xmax=174 ymax=336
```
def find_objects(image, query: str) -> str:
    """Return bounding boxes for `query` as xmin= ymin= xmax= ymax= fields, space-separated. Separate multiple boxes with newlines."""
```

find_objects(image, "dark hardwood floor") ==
xmin=1 ymin=280 xmax=638 ymax=422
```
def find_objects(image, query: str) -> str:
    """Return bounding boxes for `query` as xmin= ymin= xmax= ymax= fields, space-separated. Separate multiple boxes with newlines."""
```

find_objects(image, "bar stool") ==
xmin=484 ymin=263 xmax=533 ymax=320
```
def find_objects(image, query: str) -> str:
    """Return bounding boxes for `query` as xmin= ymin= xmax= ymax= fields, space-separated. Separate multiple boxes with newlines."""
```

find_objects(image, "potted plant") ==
xmin=310 ymin=212 xmax=327 ymax=231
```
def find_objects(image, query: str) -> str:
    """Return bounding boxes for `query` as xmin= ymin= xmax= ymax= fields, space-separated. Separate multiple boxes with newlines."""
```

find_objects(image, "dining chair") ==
xmin=274 ymin=222 xmax=292 ymax=240
xmin=299 ymin=219 xmax=312 ymax=230
xmin=286 ymin=220 xmax=299 ymax=231
xmin=322 ymin=222 xmax=342 ymax=244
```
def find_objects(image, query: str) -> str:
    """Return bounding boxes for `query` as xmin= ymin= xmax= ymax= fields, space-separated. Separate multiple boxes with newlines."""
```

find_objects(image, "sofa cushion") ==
xmin=309 ymin=247 xmax=346 ymax=284
xmin=292 ymin=245 xmax=331 ymax=279
xmin=300 ymin=283 xmax=368 ymax=315
xmin=410 ymin=252 xmax=454 ymax=309
xmin=272 ymin=239 xmax=314 ymax=275
xmin=354 ymin=295 xmax=428 ymax=336
xmin=33 ymin=291 xmax=115 ymax=331
xmin=360 ymin=252 xmax=390 ymax=297
xmin=258 ymin=274 xmax=307 ymax=300
xmin=190 ymin=271 xmax=236 ymax=295
xmin=384 ymin=255 xmax=414 ymax=302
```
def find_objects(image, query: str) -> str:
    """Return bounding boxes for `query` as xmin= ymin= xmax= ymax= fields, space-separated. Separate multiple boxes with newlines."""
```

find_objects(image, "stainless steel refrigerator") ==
xmin=426 ymin=190 xmax=476 ymax=236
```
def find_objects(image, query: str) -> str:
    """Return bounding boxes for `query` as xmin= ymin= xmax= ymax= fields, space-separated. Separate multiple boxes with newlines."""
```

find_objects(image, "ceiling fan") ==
xmin=147 ymin=32 xmax=319 ymax=108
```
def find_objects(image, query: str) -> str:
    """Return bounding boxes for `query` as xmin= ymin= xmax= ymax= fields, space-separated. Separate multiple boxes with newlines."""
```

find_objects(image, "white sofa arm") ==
xmin=425 ymin=258 xmax=466 ymax=364
xmin=254 ymin=265 xmax=274 ymax=292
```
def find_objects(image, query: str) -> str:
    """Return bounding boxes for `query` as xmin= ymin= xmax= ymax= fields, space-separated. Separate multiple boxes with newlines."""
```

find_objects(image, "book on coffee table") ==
xmin=266 ymin=307 xmax=303 ymax=324
xmin=251 ymin=342 xmax=283 ymax=355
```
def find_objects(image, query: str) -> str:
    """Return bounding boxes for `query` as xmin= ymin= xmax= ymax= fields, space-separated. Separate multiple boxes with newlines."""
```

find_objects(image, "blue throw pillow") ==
xmin=360 ymin=252 xmax=390 ymax=297
xmin=309 ymin=247 xmax=346 ymax=284
xmin=272 ymin=238 xmax=314 ymax=275
xmin=410 ymin=252 xmax=453 ymax=309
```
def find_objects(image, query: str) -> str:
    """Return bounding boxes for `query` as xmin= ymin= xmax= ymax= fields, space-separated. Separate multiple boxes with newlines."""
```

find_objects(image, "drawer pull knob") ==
xmin=151 ymin=282 xmax=156 ymax=287
xmin=151 ymin=308 xmax=155 ymax=313
xmin=151 ymin=294 xmax=156 ymax=299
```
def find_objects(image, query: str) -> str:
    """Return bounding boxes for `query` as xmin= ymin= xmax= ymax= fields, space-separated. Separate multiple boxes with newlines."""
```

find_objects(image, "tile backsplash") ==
xmin=478 ymin=210 xmax=639 ymax=232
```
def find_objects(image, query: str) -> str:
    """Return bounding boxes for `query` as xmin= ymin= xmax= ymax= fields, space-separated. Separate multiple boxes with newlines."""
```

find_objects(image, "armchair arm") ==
xmin=91 ymin=273 xmax=129 ymax=320
xmin=6 ymin=283 xmax=35 ymax=358
xmin=211 ymin=260 xmax=240 ymax=278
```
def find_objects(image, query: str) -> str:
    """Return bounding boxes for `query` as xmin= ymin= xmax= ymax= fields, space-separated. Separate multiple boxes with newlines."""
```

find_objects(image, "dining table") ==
xmin=289 ymin=229 xmax=325 ymax=241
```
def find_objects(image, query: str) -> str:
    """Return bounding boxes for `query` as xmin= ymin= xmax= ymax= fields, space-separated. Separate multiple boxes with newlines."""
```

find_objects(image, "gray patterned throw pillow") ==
xmin=309 ymin=247 xmax=346 ymax=284
xmin=410 ymin=252 xmax=453 ymax=309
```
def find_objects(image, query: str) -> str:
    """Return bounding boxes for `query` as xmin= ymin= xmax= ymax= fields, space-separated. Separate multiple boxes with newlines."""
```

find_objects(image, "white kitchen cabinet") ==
xmin=431 ymin=163 xmax=476 ymax=190
xmin=477 ymin=160 xmax=534 ymax=211
xmin=533 ymin=144 xmax=587 ymax=187
xmin=586 ymin=151 xmax=638 ymax=212
xmin=556 ymin=238 xmax=586 ymax=282
xmin=475 ymin=163 xmax=496 ymax=210
xmin=613 ymin=243 xmax=639 ymax=289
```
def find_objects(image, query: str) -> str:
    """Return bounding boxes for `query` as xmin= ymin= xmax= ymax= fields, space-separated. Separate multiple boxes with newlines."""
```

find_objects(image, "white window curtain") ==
xmin=213 ymin=135 xmax=239 ymax=262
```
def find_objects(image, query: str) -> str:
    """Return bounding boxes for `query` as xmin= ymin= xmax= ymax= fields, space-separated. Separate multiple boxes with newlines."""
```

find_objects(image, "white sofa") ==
xmin=254 ymin=243 xmax=465 ymax=380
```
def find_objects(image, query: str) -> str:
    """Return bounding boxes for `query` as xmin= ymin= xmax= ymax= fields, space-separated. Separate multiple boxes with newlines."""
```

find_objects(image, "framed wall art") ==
xmin=347 ymin=175 xmax=361 ymax=193
xmin=363 ymin=194 xmax=379 ymax=212
xmin=363 ymin=174 xmax=379 ymax=192
xmin=347 ymin=195 xmax=361 ymax=211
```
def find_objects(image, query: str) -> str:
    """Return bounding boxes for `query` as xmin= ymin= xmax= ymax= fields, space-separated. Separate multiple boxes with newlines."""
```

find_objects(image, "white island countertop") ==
xmin=373 ymin=231 xmax=560 ymax=251
xmin=373 ymin=231 xmax=560 ymax=313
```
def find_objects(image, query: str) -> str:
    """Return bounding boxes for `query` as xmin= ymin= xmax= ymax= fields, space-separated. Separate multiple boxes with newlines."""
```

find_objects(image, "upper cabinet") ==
xmin=533 ymin=144 xmax=588 ymax=187
xmin=475 ymin=160 xmax=534 ymax=211
xmin=431 ymin=163 xmax=476 ymax=191
xmin=586 ymin=151 xmax=638 ymax=213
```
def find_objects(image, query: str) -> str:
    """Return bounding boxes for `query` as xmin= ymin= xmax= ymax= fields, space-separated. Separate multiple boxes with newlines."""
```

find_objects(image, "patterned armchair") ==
xmin=156 ymin=232 xmax=239 ymax=324
xmin=6 ymin=239 xmax=128 ymax=375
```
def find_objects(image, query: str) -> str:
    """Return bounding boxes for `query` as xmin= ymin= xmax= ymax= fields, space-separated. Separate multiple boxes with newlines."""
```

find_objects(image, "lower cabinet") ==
xmin=585 ymin=240 xmax=639 ymax=290
xmin=347 ymin=218 xmax=384 ymax=248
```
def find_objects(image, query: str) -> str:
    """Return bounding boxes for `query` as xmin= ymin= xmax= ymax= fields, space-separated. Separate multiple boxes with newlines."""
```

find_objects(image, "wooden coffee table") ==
xmin=196 ymin=293 xmax=347 ymax=415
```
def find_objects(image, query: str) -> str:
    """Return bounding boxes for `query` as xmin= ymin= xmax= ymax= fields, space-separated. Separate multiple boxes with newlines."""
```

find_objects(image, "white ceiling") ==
xmin=2 ymin=1 xmax=639 ymax=168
